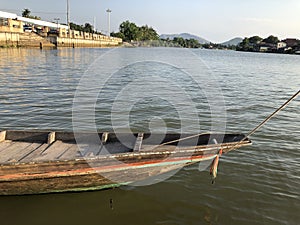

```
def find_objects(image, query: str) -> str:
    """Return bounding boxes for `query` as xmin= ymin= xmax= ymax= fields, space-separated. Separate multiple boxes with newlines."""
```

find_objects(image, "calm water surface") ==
xmin=0 ymin=48 xmax=299 ymax=225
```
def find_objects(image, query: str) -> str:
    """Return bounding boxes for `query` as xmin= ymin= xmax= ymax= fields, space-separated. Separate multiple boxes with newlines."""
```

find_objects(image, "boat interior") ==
xmin=0 ymin=130 xmax=251 ymax=165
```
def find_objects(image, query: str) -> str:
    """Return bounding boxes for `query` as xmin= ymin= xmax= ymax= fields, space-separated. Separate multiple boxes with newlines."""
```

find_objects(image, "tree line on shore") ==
xmin=19 ymin=9 xmax=300 ymax=53
xmin=111 ymin=20 xmax=232 ymax=49
xmin=237 ymin=35 xmax=300 ymax=54
xmin=69 ymin=22 xmax=100 ymax=34
xmin=18 ymin=10 xmax=233 ymax=49
xmin=111 ymin=20 xmax=300 ymax=54
xmin=22 ymin=8 xmax=41 ymax=20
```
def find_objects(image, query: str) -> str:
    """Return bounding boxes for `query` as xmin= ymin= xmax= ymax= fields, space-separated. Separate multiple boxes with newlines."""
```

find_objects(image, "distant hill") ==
xmin=160 ymin=33 xmax=210 ymax=44
xmin=221 ymin=37 xmax=243 ymax=46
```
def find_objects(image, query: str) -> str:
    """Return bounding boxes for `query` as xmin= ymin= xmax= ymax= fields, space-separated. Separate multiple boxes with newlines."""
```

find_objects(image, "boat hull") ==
xmin=0 ymin=154 xmax=216 ymax=195
xmin=0 ymin=130 xmax=251 ymax=195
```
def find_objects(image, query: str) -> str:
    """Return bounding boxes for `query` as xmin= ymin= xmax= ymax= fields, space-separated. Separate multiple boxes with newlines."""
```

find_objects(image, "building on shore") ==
xmin=0 ymin=10 xmax=122 ymax=48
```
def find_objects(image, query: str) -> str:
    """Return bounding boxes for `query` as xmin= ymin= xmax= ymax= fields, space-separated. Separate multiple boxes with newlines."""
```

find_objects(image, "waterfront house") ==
xmin=0 ymin=11 xmax=23 ymax=33
xmin=259 ymin=42 xmax=276 ymax=52
xmin=277 ymin=41 xmax=287 ymax=50
xmin=282 ymin=38 xmax=299 ymax=48
xmin=0 ymin=10 xmax=68 ymax=34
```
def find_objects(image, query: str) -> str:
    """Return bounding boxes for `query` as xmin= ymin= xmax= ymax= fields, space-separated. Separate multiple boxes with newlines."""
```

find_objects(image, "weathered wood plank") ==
xmin=6 ymin=143 xmax=42 ymax=163
xmin=0 ymin=131 xmax=6 ymax=142
xmin=57 ymin=144 xmax=81 ymax=160
xmin=80 ymin=142 xmax=129 ymax=157
xmin=0 ymin=142 xmax=34 ymax=164
xmin=0 ymin=141 xmax=13 ymax=153
xmin=54 ymin=143 xmax=76 ymax=160
xmin=98 ymin=142 xmax=131 ymax=155
xmin=84 ymin=144 xmax=102 ymax=157
xmin=19 ymin=144 xmax=50 ymax=163
xmin=33 ymin=141 xmax=72 ymax=162
xmin=133 ymin=133 xmax=144 ymax=152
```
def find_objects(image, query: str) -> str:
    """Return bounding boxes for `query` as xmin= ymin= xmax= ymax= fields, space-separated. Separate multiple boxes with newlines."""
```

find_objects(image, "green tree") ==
xmin=237 ymin=38 xmax=249 ymax=51
xmin=22 ymin=8 xmax=31 ymax=18
xmin=249 ymin=36 xmax=263 ymax=44
xmin=83 ymin=23 xmax=93 ymax=33
xmin=69 ymin=22 xmax=97 ymax=33
xmin=119 ymin=20 xmax=139 ymax=42
xmin=70 ymin=22 xmax=82 ymax=31
xmin=186 ymin=38 xmax=201 ymax=48
xmin=237 ymin=36 xmax=263 ymax=51
xmin=263 ymin=35 xmax=279 ymax=44
xmin=171 ymin=37 xmax=201 ymax=48
xmin=111 ymin=32 xmax=125 ymax=40
xmin=115 ymin=20 xmax=160 ymax=42
xmin=21 ymin=8 xmax=41 ymax=20
xmin=173 ymin=37 xmax=186 ymax=47
xmin=138 ymin=25 xmax=159 ymax=41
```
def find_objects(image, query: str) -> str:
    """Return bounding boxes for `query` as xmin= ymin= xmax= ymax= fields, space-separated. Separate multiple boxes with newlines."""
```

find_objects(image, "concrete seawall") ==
xmin=0 ymin=32 xmax=20 ymax=47
xmin=49 ymin=36 xmax=122 ymax=48
xmin=0 ymin=31 xmax=122 ymax=48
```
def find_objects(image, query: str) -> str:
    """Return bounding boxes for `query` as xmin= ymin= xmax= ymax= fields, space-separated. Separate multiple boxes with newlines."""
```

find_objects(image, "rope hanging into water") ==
xmin=210 ymin=148 xmax=223 ymax=183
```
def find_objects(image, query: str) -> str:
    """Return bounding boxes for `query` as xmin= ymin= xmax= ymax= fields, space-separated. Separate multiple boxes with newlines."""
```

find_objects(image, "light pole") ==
xmin=106 ymin=9 xmax=111 ymax=37
xmin=54 ymin=18 xmax=60 ymax=30
xmin=93 ymin=16 xmax=96 ymax=34
xmin=67 ymin=0 xmax=70 ymax=36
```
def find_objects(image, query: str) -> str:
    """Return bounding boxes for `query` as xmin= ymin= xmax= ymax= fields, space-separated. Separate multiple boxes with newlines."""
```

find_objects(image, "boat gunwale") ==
xmin=0 ymin=140 xmax=251 ymax=167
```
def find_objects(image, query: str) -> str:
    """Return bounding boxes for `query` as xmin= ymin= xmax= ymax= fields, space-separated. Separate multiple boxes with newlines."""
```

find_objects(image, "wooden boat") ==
xmin=0 ymin=130 xmax=251 ymax=195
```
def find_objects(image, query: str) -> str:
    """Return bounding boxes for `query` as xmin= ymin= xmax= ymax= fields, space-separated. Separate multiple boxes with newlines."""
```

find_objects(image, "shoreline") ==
xmin=0 ymin=31 xmax=122 ymax=49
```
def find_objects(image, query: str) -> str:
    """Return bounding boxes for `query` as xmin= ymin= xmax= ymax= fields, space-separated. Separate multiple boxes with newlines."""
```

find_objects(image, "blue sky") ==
xmin=1 ymin=0 xmax=300 ymax=42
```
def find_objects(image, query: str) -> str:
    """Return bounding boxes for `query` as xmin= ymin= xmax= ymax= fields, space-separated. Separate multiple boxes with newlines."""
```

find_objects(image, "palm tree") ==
xmin=22 ymin=8 xmax=31 ymax=18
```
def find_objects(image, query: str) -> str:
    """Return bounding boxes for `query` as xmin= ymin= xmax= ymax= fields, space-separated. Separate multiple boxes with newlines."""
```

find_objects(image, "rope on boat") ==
xmin=225 ymin=89 xmax=300 ymax=154
xmin=209 ymin=89 xmax=299 ymax=183
xmin=156 ymin=132 xmax=212 ymax=147
xmin=210 ymin=148 xmax=223 ymax=184
xmin=156 ymin=90 xmax=299 ymax=152
xmin=145 ymin=90 xmax=299 ymax=182
xmin=140 ymin=132 xmax=213 ymax=151
xmin=246 ymin=89 xmax=300 ymax=138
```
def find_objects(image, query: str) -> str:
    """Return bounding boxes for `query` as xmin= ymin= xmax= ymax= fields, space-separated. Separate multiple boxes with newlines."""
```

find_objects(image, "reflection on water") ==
xmin=0 ymin=48 xmax=299 ymax=225
xmin=0 ymin=48 xmax=106 ymax=130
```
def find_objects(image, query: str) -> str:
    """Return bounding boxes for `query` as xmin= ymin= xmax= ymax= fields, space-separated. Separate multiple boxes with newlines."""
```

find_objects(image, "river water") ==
xmin=0 ymin=48 xmax=299 ymax=225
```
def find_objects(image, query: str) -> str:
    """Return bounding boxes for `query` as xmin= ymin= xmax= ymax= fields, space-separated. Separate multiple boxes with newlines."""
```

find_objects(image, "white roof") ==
xmin=17 ymin=16 xmax=68 ymax=29
xmin=0 ymin=10 xmax=18 ymax=19
xmin=0 ymin=10 xmax=68 ymax=29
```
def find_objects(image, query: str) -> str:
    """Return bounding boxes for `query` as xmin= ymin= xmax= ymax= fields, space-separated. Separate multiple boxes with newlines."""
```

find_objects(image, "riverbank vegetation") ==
xmin=69 ymin=22 xmax=102 ymax=34
xmin=22 ymin=8 xmax=41 ymax=20
xmin=111 ymin=21 xmax=159 ymax=42
xmin=16 ymin=11 xmax=300 ymax=54
xmin=111 ymin=20 xmax=300 ymax=54
xmin=111 ymin=20 xmax=238 ymax=49
xmin=237 ymin=35 xmax=300 ymax=54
